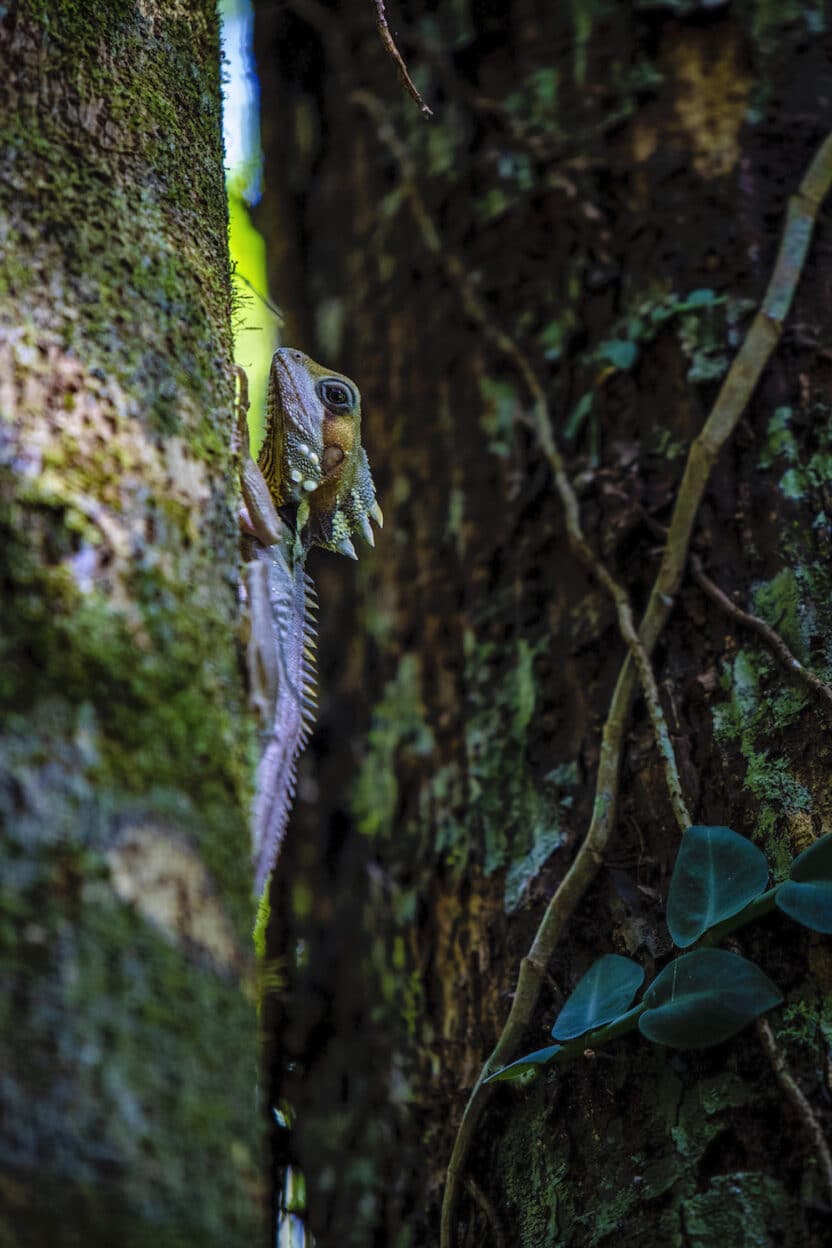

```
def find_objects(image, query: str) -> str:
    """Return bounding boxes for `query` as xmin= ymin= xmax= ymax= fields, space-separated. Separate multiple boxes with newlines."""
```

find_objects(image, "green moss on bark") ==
xmin=1 ymin=2 xmax=230 ymax=442
xmin=494 ymin=1058 xmax=808 ymax=1246
xmin=0 ymin=4 xmax=262 ymax=1244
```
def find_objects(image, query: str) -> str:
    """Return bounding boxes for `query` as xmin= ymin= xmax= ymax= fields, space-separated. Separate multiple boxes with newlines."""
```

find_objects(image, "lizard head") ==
xmin=258 ymin=347 xmax=382 ymax=558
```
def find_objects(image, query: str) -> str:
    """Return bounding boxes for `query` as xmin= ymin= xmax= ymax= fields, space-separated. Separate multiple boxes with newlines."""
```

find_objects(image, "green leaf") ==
xmin=639 ymin=950 xmax=782 ymax=1049
xmin=667 ymin=825 xmax=769 ymax=948
xmin=776 ymin=882 xmax=832 ymax=932
xmin=563 ymin=392 xmax=593 ymax=441
xmin=775 ymin=832 xmax=832 ymax=933
xmin=552 ymin=954 xmax=644 ymax=1041
xmin=789 ymin=831 xmax=832 ymax=880
xmin=677 ymin=288 xmax=720 ymax=310
xmin=483 ymin=1045 xmax=562 ymax=1084
xmin=596 ymin=339 xmax=638 ymax=371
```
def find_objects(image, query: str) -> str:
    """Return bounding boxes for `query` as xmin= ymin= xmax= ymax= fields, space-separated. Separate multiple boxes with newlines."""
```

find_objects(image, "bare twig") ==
xmin=354 ymin=89 xmax=832 ymax=1246
xmin=373 ymin=0 xmax=433 ymax=117
xmin=757 ymin=1017 xmax=832 ymax=1203
xmin=691 ymin=554 xmax=832 ymax=714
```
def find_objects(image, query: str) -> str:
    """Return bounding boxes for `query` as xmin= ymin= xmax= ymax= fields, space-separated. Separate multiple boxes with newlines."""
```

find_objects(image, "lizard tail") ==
xmin=251 ymin=551 xmax=318 ymax=894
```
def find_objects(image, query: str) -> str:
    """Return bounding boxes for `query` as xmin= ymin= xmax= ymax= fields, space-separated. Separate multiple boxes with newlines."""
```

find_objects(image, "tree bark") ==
xmin=0 ymin=5 xmax=262 ymax=1245
xmin=255 ymin=3 xmax=832 ymax=1245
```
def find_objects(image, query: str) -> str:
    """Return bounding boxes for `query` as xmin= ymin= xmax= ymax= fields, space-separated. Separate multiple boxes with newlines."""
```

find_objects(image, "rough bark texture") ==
xmin=0 ymin=4 xmax=262 ymax=1245
xmin=255 ymin=2 xmax=832 ymax=1244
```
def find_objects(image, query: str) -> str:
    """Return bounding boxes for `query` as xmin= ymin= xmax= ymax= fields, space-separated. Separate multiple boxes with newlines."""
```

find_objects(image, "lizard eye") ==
xmin=317 ymin=378 xmax=355 ymax=412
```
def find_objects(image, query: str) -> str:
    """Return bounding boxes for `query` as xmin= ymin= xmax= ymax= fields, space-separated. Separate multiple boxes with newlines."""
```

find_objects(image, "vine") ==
xmin=691 ymin=554 xmax=832 ymax=715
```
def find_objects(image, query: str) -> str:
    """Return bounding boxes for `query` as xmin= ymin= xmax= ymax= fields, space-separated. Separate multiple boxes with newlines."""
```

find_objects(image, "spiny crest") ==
xmin=250 ymin=544 xmax=319 ymax=893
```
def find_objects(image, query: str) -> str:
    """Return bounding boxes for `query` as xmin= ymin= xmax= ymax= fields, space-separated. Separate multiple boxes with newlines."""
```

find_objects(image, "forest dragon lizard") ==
xmin=237 ymin=348 xmax=381 ymax=893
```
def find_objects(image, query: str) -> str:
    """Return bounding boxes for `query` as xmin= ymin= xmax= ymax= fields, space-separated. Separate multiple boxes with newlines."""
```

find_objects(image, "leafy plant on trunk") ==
xmin=487 ymin=826 xmax=832 ymax=1082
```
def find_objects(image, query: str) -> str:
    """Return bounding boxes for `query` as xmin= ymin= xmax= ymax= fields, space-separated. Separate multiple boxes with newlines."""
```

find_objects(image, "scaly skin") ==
xmin=258 ymin=347 xmax=381 ymax=556
xmin=239 ymin=349 xmax=381 ymax=893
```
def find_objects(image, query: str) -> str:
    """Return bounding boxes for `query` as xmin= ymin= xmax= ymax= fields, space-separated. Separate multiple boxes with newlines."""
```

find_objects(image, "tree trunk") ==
xmin=255 ymin=3 xmax=832 ymax=1245
xmin=0 ymin=5 xmax=262 ymax=1245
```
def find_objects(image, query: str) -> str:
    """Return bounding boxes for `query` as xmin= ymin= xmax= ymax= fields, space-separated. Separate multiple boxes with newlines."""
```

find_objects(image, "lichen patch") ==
xmin=106 ymin=820 xmax=244 ymax=974
xmin=0 ymin=323 xmax=216 ymax=603
xmin=667 ymin=29 xmax=750 ymax=180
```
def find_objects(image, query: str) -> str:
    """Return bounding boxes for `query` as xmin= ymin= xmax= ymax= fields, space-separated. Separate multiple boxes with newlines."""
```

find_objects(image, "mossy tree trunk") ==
xmin=255 ymin=3 xmax=832 ymax=1244
xmin=0 ymin=5 xmax=262 ymax=1246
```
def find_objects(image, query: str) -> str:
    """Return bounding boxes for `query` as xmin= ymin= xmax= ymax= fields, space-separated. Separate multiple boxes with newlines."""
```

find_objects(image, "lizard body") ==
xmin=238 ymin=348 xmax=380 ymax=893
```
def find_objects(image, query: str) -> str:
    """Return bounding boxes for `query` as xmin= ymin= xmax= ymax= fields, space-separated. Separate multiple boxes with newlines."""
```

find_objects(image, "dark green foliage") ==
xmin=551 ymin=954 xmax=644 ymax=1041
xmin=596 ymin=339 xmax=639 ymax=372
xmin=638 ymin=950 xmax=782 ymax=1049
xmin=487 ymin=826 xmax=831 ymax=1082
xmin=667 ymin=825 xmax=769 ymax=948
xmin=775 ymin=832 xmax=832 ymax=932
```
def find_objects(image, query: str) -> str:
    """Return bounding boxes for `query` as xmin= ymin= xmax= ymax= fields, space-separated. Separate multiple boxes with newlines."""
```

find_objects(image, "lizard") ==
xmin=236 ymin=348 xmax=382 ymax=895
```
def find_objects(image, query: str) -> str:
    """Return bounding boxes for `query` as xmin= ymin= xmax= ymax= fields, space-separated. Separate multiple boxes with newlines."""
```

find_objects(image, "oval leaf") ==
xmin=597 ymin=339 xmax=638 ymax=371
xmin=639 ymin=949 xmax=782 ymax=1049
xmin=789 ymin=832 xmax=832 ymax=882
xmin=552 ymin=954 xmax=644 ymax=1041
xmin=484 ymin=1045 xmax=562 ymax=1084
xmin=679 ymin=288 xmax=720 ymax=309
xmin=774 ymin=834 xmax=832 ymax=932
xmin=775 ymin=881 xmax=832 ymax=933
xmin=667 ymin=825 xmax=769 ymax=948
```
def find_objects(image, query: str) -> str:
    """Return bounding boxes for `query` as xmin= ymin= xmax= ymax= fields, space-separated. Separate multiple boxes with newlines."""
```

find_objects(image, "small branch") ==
xmin=691 ymin=555 xmax=832 ymax=715
xmin=372 ymin=0 xmax=433 ymax=117
xmin=757 ymin=1017 xmax=832 ymax=1204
